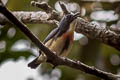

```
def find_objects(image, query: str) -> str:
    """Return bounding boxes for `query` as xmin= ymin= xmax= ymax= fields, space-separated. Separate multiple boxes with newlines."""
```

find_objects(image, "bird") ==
xmin=28 ymin=12 xmax=80 ymax=69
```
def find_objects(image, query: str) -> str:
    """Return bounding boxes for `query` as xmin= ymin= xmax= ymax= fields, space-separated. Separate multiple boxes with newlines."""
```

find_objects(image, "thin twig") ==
xmin=0 ymin=0 xmax=120 ymax=80
xmin=31 ymin=1 xmax=53 ymax=13
xmin=31 ymin=1 xmax=60 ymax=21
xmin=59 ymin=1 xmax=70 ymax=14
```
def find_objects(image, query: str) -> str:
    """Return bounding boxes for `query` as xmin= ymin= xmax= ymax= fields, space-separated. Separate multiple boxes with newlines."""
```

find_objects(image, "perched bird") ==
xmin=28 ymin=12 xmax=80 ymax=69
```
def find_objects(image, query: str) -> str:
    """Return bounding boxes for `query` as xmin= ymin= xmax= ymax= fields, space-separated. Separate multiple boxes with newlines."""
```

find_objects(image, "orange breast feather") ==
xmin=62 ymin=32 xmax=74 ymax=42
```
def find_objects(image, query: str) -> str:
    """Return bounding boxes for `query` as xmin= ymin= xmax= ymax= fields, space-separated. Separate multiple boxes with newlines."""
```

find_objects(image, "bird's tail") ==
xmin=28 ymin=53 xmax=47 ymax=69
xmin=28 ymin=57 xmax=40 ymax=69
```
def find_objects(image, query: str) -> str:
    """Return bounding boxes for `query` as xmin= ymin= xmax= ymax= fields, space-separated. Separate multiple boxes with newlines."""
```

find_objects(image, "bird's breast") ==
xmin=45 ymin=32 xmax=74 ymax=57
xmin=62 ymin=32 xmax=74 ymax=42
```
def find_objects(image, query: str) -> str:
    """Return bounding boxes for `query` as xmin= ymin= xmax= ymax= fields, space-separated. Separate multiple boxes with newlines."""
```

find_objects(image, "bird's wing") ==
xmin=43 ymin=28 xmax=59 ymax=44
xmin=39 ymin=28 xmax=59 ymax=56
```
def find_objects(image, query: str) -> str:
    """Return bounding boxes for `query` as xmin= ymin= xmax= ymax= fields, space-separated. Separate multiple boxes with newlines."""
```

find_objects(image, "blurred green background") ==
xmin=0 ymin=0 xmax=120 ymax=80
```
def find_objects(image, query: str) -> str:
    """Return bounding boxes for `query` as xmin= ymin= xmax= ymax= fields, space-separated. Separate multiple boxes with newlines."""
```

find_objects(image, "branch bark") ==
xmin=75 ymin=18 xmax=120 ymax=50
xmin=0 ymin=0 xmax=120 ymax=80
xmin=0 ymin=11 xmax=58 ymax=26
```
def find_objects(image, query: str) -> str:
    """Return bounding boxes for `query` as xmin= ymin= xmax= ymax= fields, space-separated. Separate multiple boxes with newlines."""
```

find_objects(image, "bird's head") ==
xmin=64 ymin=12 xmax=80 ymax=24
xmin=58 ymin=12 xmax=80 ymax=33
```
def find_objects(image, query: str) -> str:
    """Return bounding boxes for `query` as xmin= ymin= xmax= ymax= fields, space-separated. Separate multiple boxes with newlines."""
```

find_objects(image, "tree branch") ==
xmin=0 ymin=0 xmax=120 ymax=80
xmin=0 ymin=11 xmax=120 ymax=51
xmin=75 ymin=18 xmax=120 ymax=50
xmin=0 ymin=11 xmax=58 ymax=26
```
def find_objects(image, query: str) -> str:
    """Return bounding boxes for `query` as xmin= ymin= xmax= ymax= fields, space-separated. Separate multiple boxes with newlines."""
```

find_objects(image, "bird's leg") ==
xmin=37 ymin=53 xmax=47 ymax=63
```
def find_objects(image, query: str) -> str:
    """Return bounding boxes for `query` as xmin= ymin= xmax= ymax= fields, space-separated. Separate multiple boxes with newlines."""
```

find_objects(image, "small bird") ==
xmin=28 ymin=12 xmax=80 ymax=69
